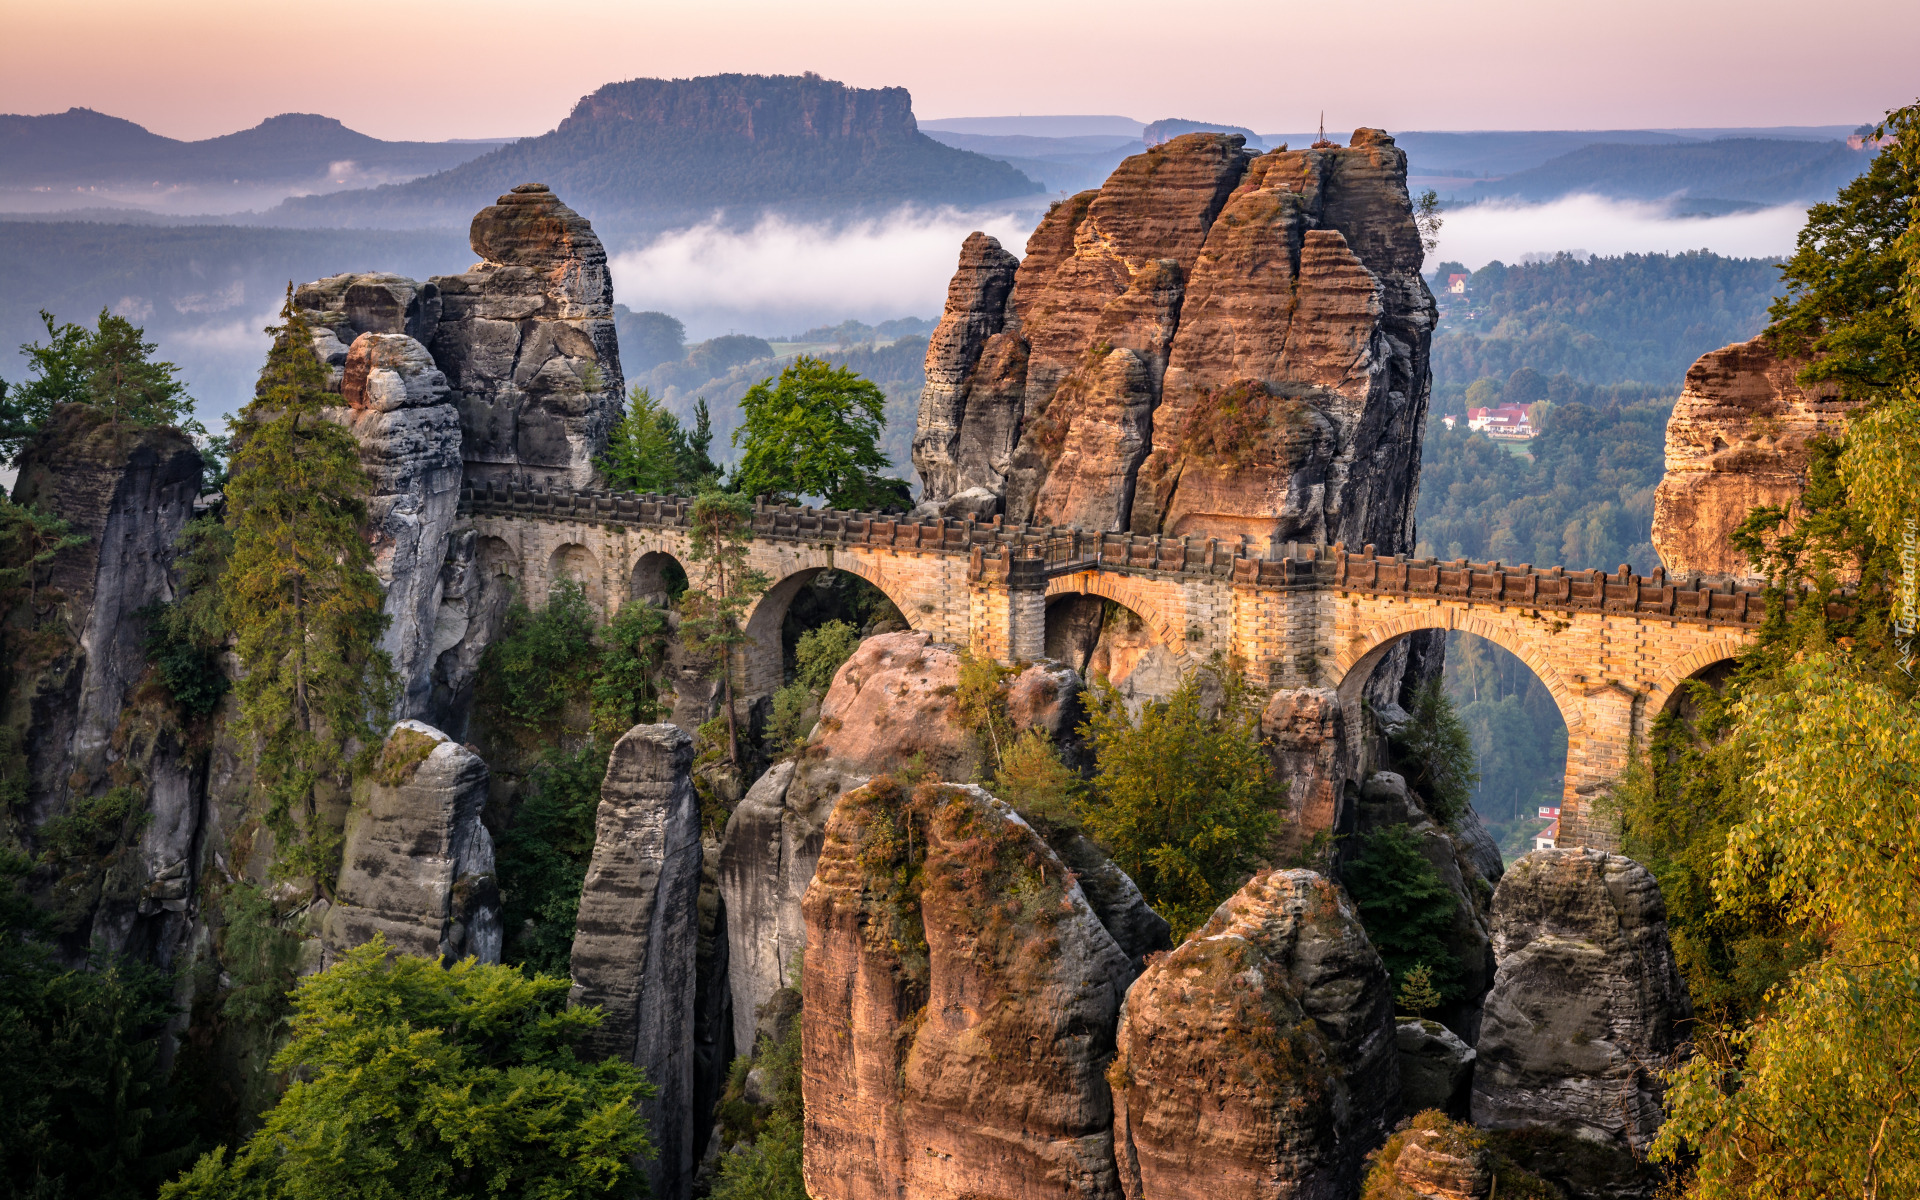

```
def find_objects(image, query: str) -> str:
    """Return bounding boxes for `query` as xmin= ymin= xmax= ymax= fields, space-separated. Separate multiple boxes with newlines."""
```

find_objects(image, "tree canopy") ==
xmin=1 ymin=308 xmax=199 ymax=463
xmin=598 ymin=388 xmax=718 ymax=495
xmin=161 ymin=938 xmax=654 ymax=1200
xmin=730 ymin=356 xmax=907 ymax=510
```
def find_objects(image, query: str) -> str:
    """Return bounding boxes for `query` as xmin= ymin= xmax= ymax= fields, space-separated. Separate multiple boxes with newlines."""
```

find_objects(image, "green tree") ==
xmin=730 ymin=356 xmax=904 ymax=509
xmin=1767 ymin=105 xmax=1919 ymax=398
xmin=709 ymin=998 xmax=804 ymax=1200
xmin=765 ymin=619 xmax=862 ymax=753
xmin=81 ymin=311 xmax=194 ymax=430
xmin=160 ymin=937 xmax=654 ymax=1200
xmin=1076 ymin=668 xmax=1285 ymax=939
xmin=1342 ymin=825 xmax=1465 ymax=1002
xmin=1653 ymin=657 xmax=1920 ymax=1198
xmin=599 ymin=388 xmax=685 ymax=493
xmin=590 ymin=601 xmax=672 ymax=742
xmin=0 ymin=851 xmax=201 ymax=1200
xmin=496 ymin=746 xmax=611 ymax=975
xmin=478 ymin=580 xmax=601 ymax=741
xmin=1387 ymin=679 xmax=1479 ymax=826
xmin=222 ymin=290 xmax=395 ymax=890
xmin=681 ymin=492 xmax=769 ymax=765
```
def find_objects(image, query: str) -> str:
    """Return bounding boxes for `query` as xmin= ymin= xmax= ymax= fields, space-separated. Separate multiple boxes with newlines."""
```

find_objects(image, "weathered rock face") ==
xmin=1472 ymin=848 xmax=1691 ymax=1165
xmin=914 ymin=129 xmax=1435 ymax=548
xmin=322 ymin=720 xmax=502 ymax=965
xmin=1395 ymin=1018 xmax=1476 ymax=1118
xmin=8 ymin=409 xmax=204 ymax=962
xmin=802 ymin=779 xmax=1136 ymax=1200
xmin=333 ymin=333 xmax=465 ymax=717
xmin=569 ymin=723 xmax=704 ymax=1200
xmin=428 ymin=183 xmax=623 ymax=489
xmin=1110 ymin=869 xmax=1400 ymax=1200
xmin=1653 ymin=335 xmax=1860 ymax=581
xmin=1354 ymin=771 xmax=1498 ymax=1041
xmin=718 ymin=631 xmax=1094 ymax=1052
xmin=1262 ymin=687 xmax=1351 ymax=866
xmin=1361 ymin=1116 xmax=1491 ymax=1200
xmin=294 ymin=271 xmax=442 ymax=386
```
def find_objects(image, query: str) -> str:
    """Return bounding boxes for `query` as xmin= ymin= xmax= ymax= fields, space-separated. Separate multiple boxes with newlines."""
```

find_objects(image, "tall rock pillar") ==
xmin=569 ymin=723 xmax=703 ymax=1200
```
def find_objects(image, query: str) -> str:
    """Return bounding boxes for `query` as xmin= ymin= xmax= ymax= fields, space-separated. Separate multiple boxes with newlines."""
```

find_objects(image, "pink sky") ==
xmin=4 ymin=0 xmax=1915 ymax=142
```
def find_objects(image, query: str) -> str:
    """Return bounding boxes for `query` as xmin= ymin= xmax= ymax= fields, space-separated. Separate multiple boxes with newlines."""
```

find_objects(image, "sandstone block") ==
xmin=1471 ymin=848 xmax=1691 ymax=1161
xmin=323 ymin=720 xmax=502 ymax=965
xmin=569 ymin=722 xmax=704 ymax=1200
xmin=801 ymin=779 xmax=1136 ymax=1200
xmin=1111 ymin=869 xmax=1399 ymax=1200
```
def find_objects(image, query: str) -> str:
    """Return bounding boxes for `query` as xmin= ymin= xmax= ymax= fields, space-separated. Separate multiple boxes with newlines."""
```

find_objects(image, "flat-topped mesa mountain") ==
xmin=272 ymin=73 xmax=1040 ymax=230
xmin=1652 ymin=334 xmax=1862 ymax=582
xmin=913 ymin=128 xmax=1435 ymax=555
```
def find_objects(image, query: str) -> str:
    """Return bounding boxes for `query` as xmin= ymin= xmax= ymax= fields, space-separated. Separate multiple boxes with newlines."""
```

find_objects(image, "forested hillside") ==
xmin=1471 ymin=136 xmax=1872 ymax=207
xmin=1428 ymin=250 xmax=1780 ymax=404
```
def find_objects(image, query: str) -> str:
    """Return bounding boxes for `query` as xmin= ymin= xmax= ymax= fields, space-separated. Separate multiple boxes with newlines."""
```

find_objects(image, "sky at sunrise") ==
xmin=4 ymin=0 xmax=1915 ymax=141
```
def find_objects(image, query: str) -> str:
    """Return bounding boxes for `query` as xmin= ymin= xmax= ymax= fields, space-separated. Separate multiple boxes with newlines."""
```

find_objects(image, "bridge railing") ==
xmin=458 ymin=484 xmax=1769 ymax=627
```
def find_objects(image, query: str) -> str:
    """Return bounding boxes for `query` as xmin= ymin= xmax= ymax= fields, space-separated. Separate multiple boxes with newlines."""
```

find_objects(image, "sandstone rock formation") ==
xmin=428 ymin=183 xmax=623 ymax=489
xmin=1262 ymin=687 xmax=1351 ymax=865
xmin=913 ymin=129 xmax=1435 ymax=552
xmin=1472 ymin=848 xmax=1691 ymax=1162
xmin=802 ymin=779 xmax=1136 ymax=1200
xmin=322 ymin=720 xmax=502 ymax=964
xmin=1360 ymin=1114 xmax=1492 ymax=1200
xmin=1111 ymin=869 xmax=1400 ymax=1200
xmin=1353 ymin=771 xmax=1498 ymax=1040
xmin=333 ymin=332 xmax=464 ymax=717
xmin=1652 ymin=335 xmax=1860 ymax=581
xmin=9 ymin=408 xmax=204 ymax=959
xmin=569 ymin=723 xmax=704 ymax=1200
xmin=294 ymin=271 xmax=442 ymax=385
xmin=718 ymin=631 xmax=1114 ymax=1052
xmin=1395 ymin=1018 xmax=1475 ymax=1117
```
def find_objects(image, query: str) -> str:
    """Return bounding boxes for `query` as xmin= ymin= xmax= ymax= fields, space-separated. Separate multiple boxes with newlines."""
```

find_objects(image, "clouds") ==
xmin=1432 ymin=194 xmax=1807 ymax=270
xmin=608 ymin=207 xmax=1040 ymax=339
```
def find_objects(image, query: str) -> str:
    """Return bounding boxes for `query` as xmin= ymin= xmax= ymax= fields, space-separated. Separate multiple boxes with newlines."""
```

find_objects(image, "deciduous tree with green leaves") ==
xmin=222 ymin=289 xmax=394 ymax=891
xmin=730 ymin=356 xmax=906 ymax=509
xmin=1075 ymin=666 xmax=1285 ymax=939
xmin=160 ymin=937 xmax=654 ymax=1200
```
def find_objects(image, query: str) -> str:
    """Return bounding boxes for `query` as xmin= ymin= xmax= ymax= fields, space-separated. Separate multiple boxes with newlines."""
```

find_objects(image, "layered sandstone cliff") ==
xmin=913 ymin=129 xmax=1435 ymax=550
xmin=1111 ymin=869 xmax=1400 ymax=1200
xmin=321 ymin=720 xmax=502 ymax=965
xmin=1652 ymin=335 xmax=1860 ymax=581
xmin=802 ymin=779 xmax=1137 ymax=1200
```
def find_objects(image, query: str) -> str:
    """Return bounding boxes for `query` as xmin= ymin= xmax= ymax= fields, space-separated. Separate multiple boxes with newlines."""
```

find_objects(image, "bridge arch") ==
xmin=548 ymin=543 xmax=603 ymax=610
xmin=1335 ymin=609 xmax=1584 ymax=734
xmin=1042 ymin=573 xmax=1183 ymax=650
xmin=629 ymin=550 xmax=689 ymax=607
xmin=1643 ymin=636 xmax=1750 ymax=724
xmin=739 ymin=558 xmax=917 ymax=698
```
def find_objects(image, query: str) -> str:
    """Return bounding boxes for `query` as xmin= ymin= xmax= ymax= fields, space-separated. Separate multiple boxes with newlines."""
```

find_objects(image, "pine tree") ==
xmin=81 ymin=310 xmax=192 ymax=430
xmin=681 ymin=491 xmax=768 ymax=764
xmin=222 ymin=288 xmax=394 ymax=891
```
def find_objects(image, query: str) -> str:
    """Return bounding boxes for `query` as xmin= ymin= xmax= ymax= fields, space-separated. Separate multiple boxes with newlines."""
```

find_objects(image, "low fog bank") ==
xmin=1433 ymin=194 xmax=1805 ymax=269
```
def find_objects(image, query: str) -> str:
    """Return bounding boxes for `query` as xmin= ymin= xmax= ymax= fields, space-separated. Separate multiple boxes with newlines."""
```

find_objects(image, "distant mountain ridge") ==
xmin=270 ymin=73 xmax=1041 ymax=232
xmin=0 ymin=108 xmax=497 ymax=185
xmin=1472 ymin=137 xmax=1873 ymax=208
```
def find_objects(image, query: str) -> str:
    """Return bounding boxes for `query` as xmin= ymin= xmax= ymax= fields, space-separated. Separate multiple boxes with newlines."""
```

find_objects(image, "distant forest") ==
xmin=1427 ymin=250 xmax=1781 ymax=404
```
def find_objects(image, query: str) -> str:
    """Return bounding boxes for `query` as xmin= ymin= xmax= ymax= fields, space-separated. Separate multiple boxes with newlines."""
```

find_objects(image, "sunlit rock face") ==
xmin=1652 ymin=334 xmax=1861 ymax=582
xmin=913 ymin=129 xmax=1434 ymax=554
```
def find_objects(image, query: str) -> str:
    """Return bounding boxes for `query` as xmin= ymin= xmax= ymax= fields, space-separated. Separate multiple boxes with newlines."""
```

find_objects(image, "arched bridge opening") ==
xmin=1044 ymin=591 xmax=1192 ymax=703
xmin=741 ymin=564 xmax=914 ymax=699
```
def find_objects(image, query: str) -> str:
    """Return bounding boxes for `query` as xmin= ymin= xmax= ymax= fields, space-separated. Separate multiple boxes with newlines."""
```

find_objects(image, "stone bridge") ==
xmin=458 ymin=482 xmax=1766 ymax=846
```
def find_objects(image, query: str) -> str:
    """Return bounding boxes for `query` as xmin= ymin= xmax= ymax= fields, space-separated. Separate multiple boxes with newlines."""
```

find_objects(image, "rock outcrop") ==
xmin=569 ymin=723 xmax=704 ymax=1200
xmin=1111 ymin=869 xmax=1400 ymax=1200
xmin=801 ymin=779 xmax=1137 ymax=1200
xmin=1361 ymin=1115 xmax=1491 ymax=1200
xmin=428 ymin=183 xmax=623 ymax=489
xmin=1395 ymin=1018 xmax=1475 ymax=1117
xmin=322 ymin=720 xmax=502 ymax=964
xmin=8 ymin=408 xmax=204 ymax=961
xmin=1472 ymin=848 xmax=1690 ymax=1165
xmin=913 ymin=129 xmax=1435 ymax=551
xmin=718 ymin=631 xmax=1109 ymax=1053
xmin=1354 ymin=771 xmax=1498 ymax=1040
xmin=1652 ymin=335 xmax=1860 ymax=581
xmin=334 ymin=332 xmax=465 ymax=717
xmin=1262 ymin=687 xmax=1352 ymax=866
